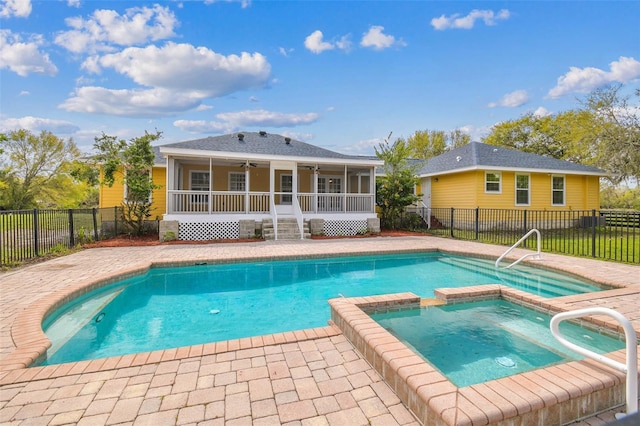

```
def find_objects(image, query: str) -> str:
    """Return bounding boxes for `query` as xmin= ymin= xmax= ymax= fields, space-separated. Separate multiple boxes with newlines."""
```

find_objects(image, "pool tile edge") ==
xmin=329 ymin=291 xmax=631 ymax=426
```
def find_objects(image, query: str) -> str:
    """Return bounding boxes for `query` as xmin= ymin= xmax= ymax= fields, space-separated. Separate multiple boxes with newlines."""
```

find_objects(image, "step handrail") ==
xmin=495 ymin=228 xmax=542 ymax=269
xmin=418 ymin=201 xmax=431 ymax=229
xmin=292 ymin=195 xmax=305 ymax=240
xmin=550 ymin=307 xmax=638 ymax=418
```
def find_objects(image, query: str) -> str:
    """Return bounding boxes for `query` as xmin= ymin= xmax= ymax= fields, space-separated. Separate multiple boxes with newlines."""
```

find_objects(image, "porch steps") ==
xmin=263 ymin=218 xmax=310 ymax=240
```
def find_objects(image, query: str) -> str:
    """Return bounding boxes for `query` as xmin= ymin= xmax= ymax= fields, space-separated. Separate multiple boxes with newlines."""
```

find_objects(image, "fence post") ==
xmin=92 ymin=208 xmax=99 ymax=241
xmin=114 ymin=206 xmax=118 ymax=236
xmin=68 ymin=209 xmax=75 ymax=247
xmin=450 ymin=207 xmax=455 ymax=238
xmin=591 ymin=209 xmax=597 ymax=258
xmin=33 ymin=208 xmax=39 ymax=257
xmin=523 ymin=210 xmax=528 ymax=248
xmin=474 ymin=207 xmax=479 ymax=240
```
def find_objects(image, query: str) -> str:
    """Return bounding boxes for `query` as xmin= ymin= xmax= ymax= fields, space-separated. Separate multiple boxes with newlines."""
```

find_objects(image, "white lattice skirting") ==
xmin=179 ymin=221 xmax=240 ymax=240
xmin=324 ymin=219 xmax=368 ymax=236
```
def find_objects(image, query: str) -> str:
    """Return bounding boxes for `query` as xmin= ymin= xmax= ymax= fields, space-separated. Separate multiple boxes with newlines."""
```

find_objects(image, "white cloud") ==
xmin=0 ymin=0 xmax=31 ymax=18
xmin=488 ymin=89 xmax=529 ymax=108
xmin=18 ymin=90 xmax=29 ymax=96
xmin=335 ymin=35 xmax=353 ymax=52
xmin=304 ymin=30 xmax=334 ymax=54
xmin=67 ymin=0 xmax=80 ymax=8
xmin=216 ymin=109 xmax=319 ymax=127
xmin=0 ymin=30 xmax=57 ymax=76
xmin=304 ymin=30 xmax=351 ymax=54
xmin=340 ymin=137 xmax=381 ymax=155
xmin=204 ymin=0 xmax=251 ymax=8
xmin=431 ymin=9 xmax=510 ymax=30
xmin=60 ymin=86 xmax=205 ymax=117
xmin=65 ymin=43 xmax=271 ymax=117
xmin=173 ymin=109 xmax=320 ymax=133
xmin=278 ymin=46 xmax=294 ymax=57
xmin=0 ymin=116 xmax=79 ymax=133
xmin=54 ymin=4 xmax=178 ymax=54
xmin=533 ymin=106 xmax=551 ymax=117
xmin=459 ymin=124 xmax=491 ymax=141
xmin=360 ymin=26 xmax=405 ymax=50
xmin=87 ymin=43 xmax=270 ymax=96
xmin=173 ymin=119 xmax=233 ymax=133
xmin=548 ymin=56 xmax=640 ymax=98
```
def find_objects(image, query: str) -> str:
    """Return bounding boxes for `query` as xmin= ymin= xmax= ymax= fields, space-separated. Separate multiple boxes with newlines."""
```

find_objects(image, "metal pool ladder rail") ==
xmin=550 ymin=307 xmax=638 ymax=419
xmin=495 ymin=228 xmax=542 ymax=268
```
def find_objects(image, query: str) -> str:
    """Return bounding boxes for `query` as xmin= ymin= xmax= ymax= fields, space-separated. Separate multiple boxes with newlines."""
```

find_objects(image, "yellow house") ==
xmin=99 ymin=131 xmax=383 ymax=240
xmin=411 ymin=142 xmax=605 ymax=228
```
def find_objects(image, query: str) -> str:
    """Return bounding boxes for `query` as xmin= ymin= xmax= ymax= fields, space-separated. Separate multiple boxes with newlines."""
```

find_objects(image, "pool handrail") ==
xmin=550 ymin=307 xmax=638 ymax=418
xmin=495 ymin=228 xmax=542 ymax=269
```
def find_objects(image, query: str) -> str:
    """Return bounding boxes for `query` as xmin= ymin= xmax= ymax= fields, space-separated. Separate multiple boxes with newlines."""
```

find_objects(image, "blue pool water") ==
xmin=41 ymin=252 xmax=603 ymax=365
xmin=370 ymin=300 xmax=625 ymax=387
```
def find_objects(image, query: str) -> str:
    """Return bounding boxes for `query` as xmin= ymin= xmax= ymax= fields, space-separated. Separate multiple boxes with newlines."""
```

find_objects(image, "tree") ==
xmin=375 ymin=134 xmax=421 ymax=229
xmin=93 ymin=130 xmax=162 ymax=235
xmin=0 ymin=129 xmax=88 ymax=209
xmin=406 ymin=129 xmax=470 ymax=160
xmin=482 ymin=111 xmax=599 ymax=163
xmin=581 ymin=85 xmax=640 ymax=184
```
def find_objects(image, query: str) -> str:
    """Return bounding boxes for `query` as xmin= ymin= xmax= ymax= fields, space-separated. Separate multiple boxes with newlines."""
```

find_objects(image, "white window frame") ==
xmin=552 ymin=175 xmax=565 ymax=206
xmin=318 ymin=176 xmax=342 ymax=193
xmin=515 ymin=173 xmax=530 ymax=206
xmin=484 ymin=171 xmax=501 ymax=194
xmin=190 ymin=171 xmax=210 ymax=191
xmin=228 ymin=172 xmax=246 ymax=191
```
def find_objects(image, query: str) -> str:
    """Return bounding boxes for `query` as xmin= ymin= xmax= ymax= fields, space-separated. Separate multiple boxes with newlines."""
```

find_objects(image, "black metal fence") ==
xmin=405 ymin=207 xmax=640 ymax=264
xmin=0 ymin=207 xmax=123 ymax=267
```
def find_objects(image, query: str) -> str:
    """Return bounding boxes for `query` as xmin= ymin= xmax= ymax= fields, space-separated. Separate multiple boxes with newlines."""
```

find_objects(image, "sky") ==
xmin=1 ymin=0 xmax=639 ymax=156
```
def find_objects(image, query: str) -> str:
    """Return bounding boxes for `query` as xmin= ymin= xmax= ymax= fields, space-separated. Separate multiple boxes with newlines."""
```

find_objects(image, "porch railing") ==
xmin=298 ymin=193 xmax=374 ymax=213
xmin=168 ymin=190 xmax=374 ymax=214
xmin=168 ymin=191 xmax=270 ymax=214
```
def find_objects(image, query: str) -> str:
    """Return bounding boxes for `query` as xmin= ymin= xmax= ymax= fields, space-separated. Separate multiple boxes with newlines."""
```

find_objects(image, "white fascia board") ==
xmin=159 ymin=147 xmax=383 ymax=166
xmin=417 ymin=165 xmax=606 ymax=178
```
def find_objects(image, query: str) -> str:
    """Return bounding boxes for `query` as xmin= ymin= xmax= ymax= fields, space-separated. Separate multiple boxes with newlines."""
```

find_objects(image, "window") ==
xmin=552 ymin=175 xmax=565 ymax=205
xmin=318 ymin=177 xmax=342 ymax=193
xmin=229 ymin=172 xmax=246 ymax=191
xmin=189 ymin=171 xmax=210 ymax=206
xmin=190 ymin=171 xmax=210 ymax=191
xmin=485 ymin=172 xmax=501 ymax=193
xmin=515 ymin=174 xmax=530 ymax=205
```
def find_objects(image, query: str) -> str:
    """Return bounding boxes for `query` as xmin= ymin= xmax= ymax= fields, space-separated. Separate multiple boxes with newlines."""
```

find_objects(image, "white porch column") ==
xmin=208 ymin=157 xmax=212 ymax=214
xmin=314 ymin=165 xmax=319 ymax=214
xmin=166 ymin=156 xmax=173 ymax=214
xmin=343 ymin=165 xmax=347 ymax=213
xmin=245 ymin=163 xmax=250 ymax=213
xmin=370 ymin=166 xmax=376 ymax=212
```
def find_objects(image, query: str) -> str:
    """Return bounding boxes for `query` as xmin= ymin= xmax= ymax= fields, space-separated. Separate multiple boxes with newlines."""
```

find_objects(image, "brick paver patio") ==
xmin=1 ymin=236 xmax=638 ymax=425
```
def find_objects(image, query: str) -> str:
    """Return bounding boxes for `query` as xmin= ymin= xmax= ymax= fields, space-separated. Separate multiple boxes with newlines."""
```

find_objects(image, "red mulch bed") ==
xmin=84 ymin=230 xmax=428 ymax=248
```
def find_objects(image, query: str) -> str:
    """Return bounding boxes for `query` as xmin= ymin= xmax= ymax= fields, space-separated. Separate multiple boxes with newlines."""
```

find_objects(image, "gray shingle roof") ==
xmin=157 ymin=132 xmax=376 ymax=162
xmin=415 ymin=142 xmax=605 ymax=176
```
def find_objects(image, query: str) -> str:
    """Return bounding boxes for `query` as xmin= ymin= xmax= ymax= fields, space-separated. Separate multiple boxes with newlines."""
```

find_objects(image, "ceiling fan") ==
xmin=238 ymin=162 xmax=258 ymax=168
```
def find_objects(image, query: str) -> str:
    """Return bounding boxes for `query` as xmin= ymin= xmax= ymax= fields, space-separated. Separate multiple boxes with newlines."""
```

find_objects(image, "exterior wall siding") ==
xmin=151 ymin=167 xmax=166 ymax=218
xmin=429 ymin=171 xmax=479 ymax=209
xmin=426 ymin=170 xmax=600 ymax=210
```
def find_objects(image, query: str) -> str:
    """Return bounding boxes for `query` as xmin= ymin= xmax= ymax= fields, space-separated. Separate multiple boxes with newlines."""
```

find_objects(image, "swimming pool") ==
xmin=41 ymin=251 xmax=604 ymax=365
xmin=369 ymin=299 xmax=625 ymax=387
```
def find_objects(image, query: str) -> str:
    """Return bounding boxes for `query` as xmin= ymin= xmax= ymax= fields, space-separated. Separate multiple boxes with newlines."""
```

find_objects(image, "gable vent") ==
xmin=259 ymin=130 xmax=267 ymax=137
xmin=237 ymin=133 xmax=244 ymax=141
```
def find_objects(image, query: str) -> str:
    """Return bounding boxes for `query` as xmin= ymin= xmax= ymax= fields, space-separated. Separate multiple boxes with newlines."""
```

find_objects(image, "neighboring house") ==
xmin=411 ymin=142 xmax=605 ymax=227
xmin=99 ymin=131 xmax=383 ymax=240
